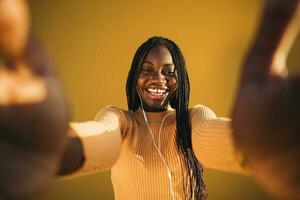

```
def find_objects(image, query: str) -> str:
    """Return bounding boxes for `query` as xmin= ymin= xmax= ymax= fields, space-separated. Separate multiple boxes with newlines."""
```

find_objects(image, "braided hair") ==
xmin=126 ymin=36 xmax=207 ymax=199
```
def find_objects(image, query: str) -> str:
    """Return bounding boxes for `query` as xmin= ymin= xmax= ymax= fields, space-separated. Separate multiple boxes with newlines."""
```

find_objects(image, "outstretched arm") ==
xmin=190 ymin=105 xmax=247 ymax=174
xmin=59 ymin=106 xmax=125 ymax=178
xmin=0 ymin=0 xmax=69 ymax=199
xmin=232 ymin=0 xmax=300 ymax=199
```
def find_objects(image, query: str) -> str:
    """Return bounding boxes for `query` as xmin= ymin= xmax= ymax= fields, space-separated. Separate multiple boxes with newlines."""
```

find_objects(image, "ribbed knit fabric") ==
xmin=70 ymin=104 xmax=245 ymax=200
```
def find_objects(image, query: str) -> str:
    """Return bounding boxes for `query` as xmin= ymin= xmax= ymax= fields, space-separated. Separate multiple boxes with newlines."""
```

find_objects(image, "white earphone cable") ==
xmin=138 ymin=93 xmax=176 ymax=200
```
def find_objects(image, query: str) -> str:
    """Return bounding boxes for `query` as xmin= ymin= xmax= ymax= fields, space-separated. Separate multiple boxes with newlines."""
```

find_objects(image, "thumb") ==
xmin=0 ymin=0 xmax=30 ymax=59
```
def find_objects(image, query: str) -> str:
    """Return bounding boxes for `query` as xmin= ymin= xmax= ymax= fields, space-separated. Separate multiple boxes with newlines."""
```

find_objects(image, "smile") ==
xmin=145 ymin=87 xmax=168 ymax=99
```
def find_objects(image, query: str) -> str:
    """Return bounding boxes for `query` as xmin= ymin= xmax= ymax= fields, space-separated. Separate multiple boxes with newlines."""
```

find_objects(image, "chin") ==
xmin=143 ymin=102 xmax=168 ymax=112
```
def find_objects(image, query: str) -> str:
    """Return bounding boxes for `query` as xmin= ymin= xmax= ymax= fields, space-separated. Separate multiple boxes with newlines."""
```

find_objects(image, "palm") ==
xmin=232 ymin=75 xmax=300 ymax=198
xmin=233 ymin=74 xmax=300 ymax=153
xmin=0 ymin=47 xmax=69 ymax=153
xmin=0 ymin=67 xmax=69 ymax=199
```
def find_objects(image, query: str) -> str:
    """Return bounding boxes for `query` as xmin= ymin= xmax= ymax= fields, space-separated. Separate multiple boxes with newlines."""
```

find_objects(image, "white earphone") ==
xmin=137 ymin=92 xmax=176 ymax=200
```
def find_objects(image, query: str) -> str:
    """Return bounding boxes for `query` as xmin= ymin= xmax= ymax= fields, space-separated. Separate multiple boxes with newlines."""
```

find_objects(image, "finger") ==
xmin=241 ymin=0 xmax=300 ymax=83
xmin=0 ymin=0 xmax=30 ymax=59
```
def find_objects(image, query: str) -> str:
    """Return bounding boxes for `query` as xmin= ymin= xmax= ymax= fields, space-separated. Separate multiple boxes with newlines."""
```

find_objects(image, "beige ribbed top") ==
xmin=70 ymin=104 xmax=245 ymax=200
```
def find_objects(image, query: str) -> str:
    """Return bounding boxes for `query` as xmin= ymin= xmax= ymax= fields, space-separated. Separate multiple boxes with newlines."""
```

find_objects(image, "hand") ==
xmin=0 ymin=0 xmax=69 ymax=199
xmin=232 ymin=0 xmax=300 ymax=199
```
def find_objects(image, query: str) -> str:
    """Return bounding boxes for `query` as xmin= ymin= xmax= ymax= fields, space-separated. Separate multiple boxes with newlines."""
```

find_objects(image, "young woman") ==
xmin=62 ymin=37 xmax=244 ymax=200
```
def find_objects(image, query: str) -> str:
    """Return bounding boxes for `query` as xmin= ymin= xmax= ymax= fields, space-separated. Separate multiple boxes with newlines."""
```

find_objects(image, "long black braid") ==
xmin=126 ymin=36 xmax=207 ymax=200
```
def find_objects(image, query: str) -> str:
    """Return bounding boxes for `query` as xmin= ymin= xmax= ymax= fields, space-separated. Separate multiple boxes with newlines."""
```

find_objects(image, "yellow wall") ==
xmin=28 ymin=0 xmax=300 ymax=199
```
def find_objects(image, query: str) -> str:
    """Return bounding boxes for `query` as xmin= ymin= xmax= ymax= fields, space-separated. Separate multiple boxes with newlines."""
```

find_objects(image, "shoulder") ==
xmin=94 ymin=105 xmax=126 ymax=121
xmin=189 ymin=104 xmax=217 ymax=122
xmin=94 ymin=105 xmax=133 ymax=132
xmin=95 ymin=106 xmax=137 ymax=140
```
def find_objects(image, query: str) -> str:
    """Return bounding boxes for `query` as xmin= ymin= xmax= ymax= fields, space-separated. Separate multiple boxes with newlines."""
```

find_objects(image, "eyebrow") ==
xmin=142 ymin=61 xmax=174 ymax=67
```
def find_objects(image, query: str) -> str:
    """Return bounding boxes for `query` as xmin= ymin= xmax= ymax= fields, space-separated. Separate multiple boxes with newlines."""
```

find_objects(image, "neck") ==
xmin=143 ymin=107 xmax=167 ymax=113
xmin=135 ymin=106 xmax=174 ymax=124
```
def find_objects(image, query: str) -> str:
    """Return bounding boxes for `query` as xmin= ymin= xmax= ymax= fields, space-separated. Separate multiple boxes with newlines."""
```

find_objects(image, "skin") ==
xmin=0 ymin=0 xmax=69 ymax=199
xmin=232 ymin=0 xmax=300 ymax=199
xmin=0 ymin=0 xmax=29 ymax=59
xmin=136 ymin=45 xmax=177 ymax=112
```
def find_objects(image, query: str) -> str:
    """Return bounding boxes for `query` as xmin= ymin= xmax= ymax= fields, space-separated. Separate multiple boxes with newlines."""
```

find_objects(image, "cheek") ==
xmin=168 ymin=78 xmax=177 ymax=91
xmin=136 ymin=75 xmax=146 ymax=92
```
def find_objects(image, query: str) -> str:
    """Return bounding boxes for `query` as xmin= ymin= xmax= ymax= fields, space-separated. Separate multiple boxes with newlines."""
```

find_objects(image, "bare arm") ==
xmin=232 ymin=0 xmax=300 ymax=199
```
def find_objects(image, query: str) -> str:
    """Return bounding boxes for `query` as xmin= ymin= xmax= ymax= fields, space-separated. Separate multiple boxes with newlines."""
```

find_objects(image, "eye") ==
xmin=162 ymin=69 xmax=176 ymax=77
xmin=140 ymin=66 xmax=154 ymax=74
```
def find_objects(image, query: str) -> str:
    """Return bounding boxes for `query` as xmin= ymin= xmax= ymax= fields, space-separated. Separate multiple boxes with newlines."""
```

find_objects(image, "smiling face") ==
xmin=136 ymin=45 xmax=177 ymax=112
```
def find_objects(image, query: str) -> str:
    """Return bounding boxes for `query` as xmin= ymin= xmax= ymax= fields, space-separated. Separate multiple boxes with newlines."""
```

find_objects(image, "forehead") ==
xmin=144 ymin=45 xmax=173 ymax=64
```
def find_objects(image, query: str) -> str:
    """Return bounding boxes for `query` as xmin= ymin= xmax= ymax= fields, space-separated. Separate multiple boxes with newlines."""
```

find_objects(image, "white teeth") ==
xmin=146 ymin=88 xmax=167 ymax=95
xmin=158 ymin=89 xmax=165 ymax=93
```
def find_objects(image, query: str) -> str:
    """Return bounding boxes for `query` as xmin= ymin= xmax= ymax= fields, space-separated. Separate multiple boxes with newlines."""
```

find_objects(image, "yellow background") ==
xmin=28 ymin=0 xmax=300 ymax=199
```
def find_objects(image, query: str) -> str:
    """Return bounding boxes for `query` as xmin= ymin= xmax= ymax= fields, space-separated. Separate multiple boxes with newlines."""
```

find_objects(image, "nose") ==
xmin=151 ymin=71 xmax=166 ymax=84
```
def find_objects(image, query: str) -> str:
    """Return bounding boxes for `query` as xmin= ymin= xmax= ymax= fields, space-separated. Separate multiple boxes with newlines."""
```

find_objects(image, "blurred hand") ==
xmin=0 ymin=0 xmax=69 ymax=199
xmin=232 ymin=0 xmax=300 ymax=199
